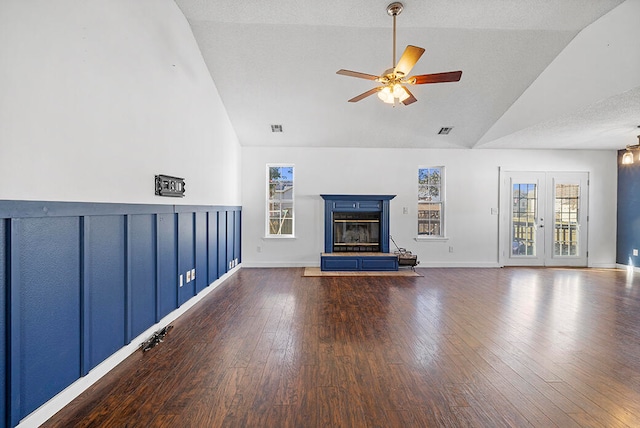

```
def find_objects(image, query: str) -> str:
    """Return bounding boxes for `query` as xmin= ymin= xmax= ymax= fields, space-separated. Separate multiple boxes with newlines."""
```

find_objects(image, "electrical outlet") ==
xmin=257 ymin=246 xmax=262 ymax=253
xmin=186 ymin=270 xmax=191 ymax=282
xmin=179 ymin=274 xmax=183 ymax=287
xmin=403 ymin=207 xmax=409 ymax=214
xmin=449 ymin=246 xmax=454 ymax=253
xmin=191 ymin=268 xmax=195 ymax=279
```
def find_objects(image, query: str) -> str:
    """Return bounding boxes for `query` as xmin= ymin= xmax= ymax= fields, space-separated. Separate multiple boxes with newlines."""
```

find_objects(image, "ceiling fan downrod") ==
xmin=387 ymin=2 xmax=403 ymax=69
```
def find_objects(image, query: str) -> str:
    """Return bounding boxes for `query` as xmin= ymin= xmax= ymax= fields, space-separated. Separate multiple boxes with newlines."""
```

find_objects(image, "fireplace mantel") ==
xmin=320 ymin=194 xmax=397 ymax=271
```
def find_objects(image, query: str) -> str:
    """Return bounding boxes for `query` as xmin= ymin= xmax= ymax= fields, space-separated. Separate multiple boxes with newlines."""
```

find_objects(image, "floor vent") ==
xmin=438 ymin=127 xmax=453 ymax=135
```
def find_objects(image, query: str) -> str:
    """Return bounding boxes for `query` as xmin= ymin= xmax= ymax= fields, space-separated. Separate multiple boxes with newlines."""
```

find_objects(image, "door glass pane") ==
xmin=554 ymin=184 xmax=579 ymax=256
xmin=512 ymin=183 xmax=537 ymax=256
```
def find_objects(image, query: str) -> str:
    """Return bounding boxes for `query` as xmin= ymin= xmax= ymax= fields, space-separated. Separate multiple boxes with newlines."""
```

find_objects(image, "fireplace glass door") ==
xmin=333 ymin=212 xmax=380 ymax=252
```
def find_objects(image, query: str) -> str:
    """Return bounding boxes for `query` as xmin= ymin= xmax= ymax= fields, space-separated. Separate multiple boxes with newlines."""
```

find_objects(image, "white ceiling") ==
xmin=174 ymin=0 xmax=639 ymax=150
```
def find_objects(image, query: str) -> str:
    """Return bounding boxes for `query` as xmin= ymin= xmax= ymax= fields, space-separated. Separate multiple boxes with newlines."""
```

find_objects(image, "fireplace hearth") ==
xmin=320 ymin=194 xmax=397 ymax=271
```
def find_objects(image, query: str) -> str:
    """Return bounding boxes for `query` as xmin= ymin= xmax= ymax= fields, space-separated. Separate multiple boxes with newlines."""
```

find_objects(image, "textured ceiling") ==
xmin=174 ymin=0 xmax=639 ymax=150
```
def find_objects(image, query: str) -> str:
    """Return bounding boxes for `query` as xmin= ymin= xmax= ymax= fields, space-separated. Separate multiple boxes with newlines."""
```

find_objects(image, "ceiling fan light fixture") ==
xmin=396 ymin=85 xmax=410 ymax=102
xmin=392 ymin=83 xmax=406 ymax=99
xmin=377 ymin=86 xmax=395 ymax=104
xmin=377 ymin=83 xmax=409 ymax=104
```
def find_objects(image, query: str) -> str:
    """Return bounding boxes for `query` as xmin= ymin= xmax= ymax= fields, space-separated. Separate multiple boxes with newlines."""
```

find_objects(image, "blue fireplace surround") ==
xmin=320 ymin=194 xmax=398 ymax=271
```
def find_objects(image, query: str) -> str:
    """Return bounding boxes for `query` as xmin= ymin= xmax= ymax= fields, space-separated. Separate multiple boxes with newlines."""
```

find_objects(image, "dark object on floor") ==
xmin=140 ymin=325 xmax=173 ymax=352
xmin=390 ymin=235 xmax=420 ymax=270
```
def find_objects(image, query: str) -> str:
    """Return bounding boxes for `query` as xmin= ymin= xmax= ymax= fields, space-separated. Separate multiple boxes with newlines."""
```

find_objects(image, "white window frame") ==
xmin=265 ymin=164 xmax=295 ymax=238
xmin=416 ymin=166 xmax=447 ymax=241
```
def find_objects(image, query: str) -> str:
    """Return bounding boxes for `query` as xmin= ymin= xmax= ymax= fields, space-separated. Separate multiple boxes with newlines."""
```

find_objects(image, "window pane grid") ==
xmin=418 ymin=202 xmax=441 ymax=235
xmin=267 ymin=166 xmax=294 ymax=236
xmin=418 ymin=167 xmax=443 ymax=236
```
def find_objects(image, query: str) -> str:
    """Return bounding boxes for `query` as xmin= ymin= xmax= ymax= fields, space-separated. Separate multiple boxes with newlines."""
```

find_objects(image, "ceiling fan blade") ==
xmin=411 ymin=71 xmax=462 ymax=85
xmin=348 ymin=87 xmax=381 ymax=102
xmin=401 ymin=87 xmax=417 ymax=106
xmin=394 ymin=45 xmax=425 ymax=77
xmin=336 ymin=69 xmax=379 ymax=80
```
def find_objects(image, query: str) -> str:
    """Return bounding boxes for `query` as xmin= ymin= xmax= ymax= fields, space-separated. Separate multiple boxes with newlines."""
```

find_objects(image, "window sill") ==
xmin=415 ymin=236 xmax=449 ymax=242
xmin=263 ymin=235 xmax=296 ymax=239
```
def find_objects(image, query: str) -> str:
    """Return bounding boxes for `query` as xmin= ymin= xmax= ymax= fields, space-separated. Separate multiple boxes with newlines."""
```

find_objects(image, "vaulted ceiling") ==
xmin=174 ymin=0 xmax=640 ymax=150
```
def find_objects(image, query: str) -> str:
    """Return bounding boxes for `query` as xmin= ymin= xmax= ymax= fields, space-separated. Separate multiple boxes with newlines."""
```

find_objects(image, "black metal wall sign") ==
xmin=155 ymin=174 xmax=185 ymax=197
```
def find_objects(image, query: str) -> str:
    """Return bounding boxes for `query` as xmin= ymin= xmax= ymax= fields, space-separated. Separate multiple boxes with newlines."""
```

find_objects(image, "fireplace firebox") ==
xmin=333 ymin=212 xmax=380 ymax=252
xmin=320 ymin=195 xmax=397 ymax=271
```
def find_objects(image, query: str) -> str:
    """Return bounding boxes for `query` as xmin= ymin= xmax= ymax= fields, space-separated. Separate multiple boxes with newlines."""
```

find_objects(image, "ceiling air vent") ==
xmin=271 ymin=124 xmax=283 ymax=133
xmin=438 ymin=127 xmax=453 ymax=135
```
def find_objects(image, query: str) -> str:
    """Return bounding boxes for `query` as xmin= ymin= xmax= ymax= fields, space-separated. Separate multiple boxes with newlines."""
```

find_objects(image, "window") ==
xmin=266 ymin=165 xmax=294 ymax=237
xmin=418 ymin=167 xmax=444 ymax=237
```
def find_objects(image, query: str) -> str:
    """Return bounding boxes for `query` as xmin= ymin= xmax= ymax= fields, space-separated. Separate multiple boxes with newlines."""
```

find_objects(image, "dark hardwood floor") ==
xmin=43 ymin=267 xmax=640 ymax=427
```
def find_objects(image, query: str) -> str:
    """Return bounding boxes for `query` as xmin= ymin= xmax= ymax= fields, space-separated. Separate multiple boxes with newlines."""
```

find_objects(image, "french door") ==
xmin=499 ymin=171 xmax=589 ymax=267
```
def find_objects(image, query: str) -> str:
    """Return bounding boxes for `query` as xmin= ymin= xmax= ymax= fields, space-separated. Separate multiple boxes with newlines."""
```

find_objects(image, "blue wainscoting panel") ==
xmin=227 ymin=211 xmax=235 ymax=269
xmin=207 ymin=211 xmax=219 ymax=285
xmin=84 ymin=216 xmax=126 ymax=373
xmin=0 ymin=220 xmax=6 ymax=427
xmin=178 ymin=213 xmax=195 ymax=306
xmin=0 ymin=201 xmax=241 ymax=427
xmin=234 ymin=210 xmax=241 ymax=264
xmin=128 ymin=214 xmax=157 ymax=339
xmin=194 ymin=212 xmax=207 ymax=293
xmin=157 ymin=213 xmax=178 ymax=319
xmin=14 ymin=217 xmax=81 ymax=420
xmin=218 ymin=211 xmax=227 ymax=276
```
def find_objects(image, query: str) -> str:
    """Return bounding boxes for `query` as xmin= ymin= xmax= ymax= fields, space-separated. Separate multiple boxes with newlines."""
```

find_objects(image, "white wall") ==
xmin=0 ymin=0 xmax=241 ymax=206
xmin=242 ymin=147 xmax=617 ymax=268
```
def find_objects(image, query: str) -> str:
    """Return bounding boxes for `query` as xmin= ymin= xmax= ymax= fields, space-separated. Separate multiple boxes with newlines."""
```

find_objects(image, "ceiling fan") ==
xmin=337 ymin=2 xmax=462 ymax=106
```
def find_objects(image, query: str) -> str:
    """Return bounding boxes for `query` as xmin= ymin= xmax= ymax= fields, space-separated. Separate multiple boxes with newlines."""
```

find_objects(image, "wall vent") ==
xmin=438 ymin=127 xmax=453 ymax=135
xmin=271 ymin=124 xmax=283 ymax=133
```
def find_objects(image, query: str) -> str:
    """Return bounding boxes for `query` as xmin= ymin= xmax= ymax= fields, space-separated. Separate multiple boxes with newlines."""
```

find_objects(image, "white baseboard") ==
xmin=417 ymin=262 xmax=502 ymax=268
xmin=616 ymin=263 xmax=640 ymax=272
xmin=590 ymin=262 xmax=618 ymax=269
xmin=16 ymin=265 xmax=241 ymax=428
xmin=241 ymin=261 xmax=318 ymax=268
